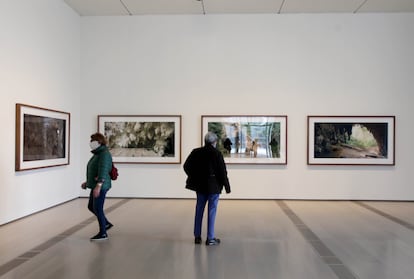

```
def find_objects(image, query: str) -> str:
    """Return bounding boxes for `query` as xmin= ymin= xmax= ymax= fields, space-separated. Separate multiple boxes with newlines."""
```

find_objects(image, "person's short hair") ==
xmin=90 ymin=132 xmax=107 ymax=145
xmin=204 ymin=132 xmax=218 ymax=145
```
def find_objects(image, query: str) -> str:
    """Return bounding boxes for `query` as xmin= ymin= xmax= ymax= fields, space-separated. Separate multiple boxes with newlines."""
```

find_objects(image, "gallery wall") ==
xmin=1 ymin=2 xmax=413 ymax=225
xmin=0 ymin=0 xmax=81 ymax=225
xmin=80 ymin=13 xmax=414 ymax=200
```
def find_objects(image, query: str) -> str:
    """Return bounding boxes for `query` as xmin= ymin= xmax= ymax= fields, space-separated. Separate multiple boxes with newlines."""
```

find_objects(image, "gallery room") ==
xmin=1 ymin=0 xmax=414 ymax=278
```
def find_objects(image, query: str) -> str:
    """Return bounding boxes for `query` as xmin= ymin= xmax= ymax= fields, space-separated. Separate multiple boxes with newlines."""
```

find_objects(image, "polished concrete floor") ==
xmin=1 ymin=199 xmax=414 ymax=279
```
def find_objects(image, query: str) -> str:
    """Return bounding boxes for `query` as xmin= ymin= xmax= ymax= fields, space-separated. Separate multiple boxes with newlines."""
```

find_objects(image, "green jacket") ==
xmin=86 ymin=145 xmax=112 ymax=191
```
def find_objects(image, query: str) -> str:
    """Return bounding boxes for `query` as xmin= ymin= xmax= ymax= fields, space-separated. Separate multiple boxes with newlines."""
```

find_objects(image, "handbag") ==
xmin=109 ymin=163 xmax=119 ymax=180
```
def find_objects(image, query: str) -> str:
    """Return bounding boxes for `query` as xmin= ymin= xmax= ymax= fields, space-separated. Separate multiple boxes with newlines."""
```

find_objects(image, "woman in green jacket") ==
xmin=81 ymin=132 xmax=113 ymax=241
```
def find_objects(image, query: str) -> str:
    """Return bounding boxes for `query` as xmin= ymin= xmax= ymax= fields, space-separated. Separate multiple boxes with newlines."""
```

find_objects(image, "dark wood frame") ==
xmin=201 ymin=115 xmax=288 ymax=165
xmin=307 ymin=115 xmax=395 ymax=165
xmin=98 ymin=115 xmax=182 ymax=164
xmin=15 ymin=103 xmax=70 ymax=171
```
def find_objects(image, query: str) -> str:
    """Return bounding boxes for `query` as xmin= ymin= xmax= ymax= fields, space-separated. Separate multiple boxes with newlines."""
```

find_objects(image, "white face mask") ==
xmin=89 ymin=140 xmax=101 ymax=150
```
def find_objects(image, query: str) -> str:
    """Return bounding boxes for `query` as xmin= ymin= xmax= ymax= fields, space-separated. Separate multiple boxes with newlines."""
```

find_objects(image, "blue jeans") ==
xmin=194 ymin=193 xmax=220 ymax=240
xmin=88 ymin=188 xmax=109 ymax=235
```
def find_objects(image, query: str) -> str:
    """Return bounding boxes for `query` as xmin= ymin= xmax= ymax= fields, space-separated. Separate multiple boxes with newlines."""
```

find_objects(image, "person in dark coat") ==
xmin=223 ymin=137 xmax=232 ymax=154
xmin=184 ymin=132 xmax=231 ymax=246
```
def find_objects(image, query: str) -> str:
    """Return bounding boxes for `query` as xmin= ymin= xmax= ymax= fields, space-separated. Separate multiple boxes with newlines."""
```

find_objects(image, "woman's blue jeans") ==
xmin=88 ymin=188 xmax=109 ymax=235
xmin=194 ymin=193 xmax=220 ymax=240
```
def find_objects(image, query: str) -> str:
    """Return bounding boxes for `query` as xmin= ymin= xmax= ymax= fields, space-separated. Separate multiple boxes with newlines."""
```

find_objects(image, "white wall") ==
xmin=0 ymin=0 xmax=81 ymax=225
xmin=2 ymin=8 xmax=413 ymax=225
xmin=80 ymin=14 xmax=414 ymax=200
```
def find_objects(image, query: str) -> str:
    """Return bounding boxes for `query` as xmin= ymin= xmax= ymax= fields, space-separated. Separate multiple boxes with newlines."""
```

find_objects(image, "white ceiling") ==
xmin=64 ymin=0 xmax=414 ymax=16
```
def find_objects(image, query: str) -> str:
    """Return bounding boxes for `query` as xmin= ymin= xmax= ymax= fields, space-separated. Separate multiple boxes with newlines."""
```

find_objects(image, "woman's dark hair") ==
xmin=90 ymin=132 xmax=107 ymax=145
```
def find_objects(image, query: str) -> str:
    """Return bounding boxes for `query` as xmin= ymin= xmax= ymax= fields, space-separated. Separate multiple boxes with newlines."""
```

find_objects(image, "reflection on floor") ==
xmin=1 ymin=199 xmax=414 ymax=279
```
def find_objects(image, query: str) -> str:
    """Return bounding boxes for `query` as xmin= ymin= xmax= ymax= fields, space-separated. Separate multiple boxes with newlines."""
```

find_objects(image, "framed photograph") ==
xmin=201 ymin=115 xmax=287 ymax=164
xmin=15 ymin=104 xmax=70 ymax=171
xmin=98 ymin=115 xmax=181 ymax=164
xmin=307 ymin=116 xmax=395 ymax=165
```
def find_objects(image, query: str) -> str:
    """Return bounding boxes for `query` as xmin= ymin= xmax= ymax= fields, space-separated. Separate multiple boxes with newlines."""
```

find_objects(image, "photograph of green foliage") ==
xmin=307 ymin=116 xmax=395 ymax=165
xmin=98 ymin=115 xmax=181 ymax=164
xmin=202 ymin=115 xmax=287 ymax=165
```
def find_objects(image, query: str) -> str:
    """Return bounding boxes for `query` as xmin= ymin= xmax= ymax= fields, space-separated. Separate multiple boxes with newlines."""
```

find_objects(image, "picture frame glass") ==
xmin=202 ymin=115 xmax=287 ymax=164
xmin=16 ymin=104 xmax=70 ymax=171
xmin=307 ymin=116 xmax=395 ymax=165
xmin=98 ymin=115 xmax=181 ymax=164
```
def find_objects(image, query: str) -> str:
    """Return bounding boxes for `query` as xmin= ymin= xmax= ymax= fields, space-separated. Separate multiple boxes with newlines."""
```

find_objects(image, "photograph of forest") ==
xmin=105 ymin=121 xmax=174 ymax=157
xmin=23 ymin=115 xmax=66 ymax=161
xmin=314 ymin=122 xmax=388 ymax=159
xmin=16 ymin=103 xmax=70 ymax=171
xmin=308 ymin=116 xmax=395 ymax=165
xmin=98 ymin=115 xmax=181 ymax=164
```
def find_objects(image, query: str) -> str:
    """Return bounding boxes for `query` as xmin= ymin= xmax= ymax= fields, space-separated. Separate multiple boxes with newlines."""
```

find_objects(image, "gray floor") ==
xmin=1 ymin=199 xmax=414 ymax=279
